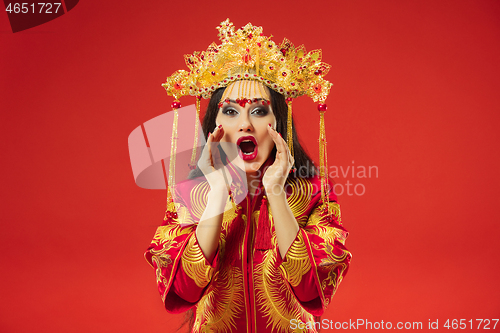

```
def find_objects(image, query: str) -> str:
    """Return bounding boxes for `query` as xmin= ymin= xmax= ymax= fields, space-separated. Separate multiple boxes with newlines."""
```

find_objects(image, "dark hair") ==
xmin=188 ymin=86 xmax=317 ymax=179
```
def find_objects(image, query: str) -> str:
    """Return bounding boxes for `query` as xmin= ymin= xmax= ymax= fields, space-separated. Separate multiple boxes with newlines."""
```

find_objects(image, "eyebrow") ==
xmin=226 ymin=98 xmax=266 ymax=104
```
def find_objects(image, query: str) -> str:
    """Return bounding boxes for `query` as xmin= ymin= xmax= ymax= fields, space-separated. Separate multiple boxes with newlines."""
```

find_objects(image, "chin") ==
xmin=243 ymin=161 xmax=262 ymax=175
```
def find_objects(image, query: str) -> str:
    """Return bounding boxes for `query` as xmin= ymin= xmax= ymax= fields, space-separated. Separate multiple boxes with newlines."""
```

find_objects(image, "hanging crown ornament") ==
xmin=162 ymin=19 xmax=334 ymax=208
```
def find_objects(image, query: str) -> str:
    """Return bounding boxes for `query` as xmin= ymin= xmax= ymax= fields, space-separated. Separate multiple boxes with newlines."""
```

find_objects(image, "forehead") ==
xmin=224 ymin=80 xmax=270 ymax=100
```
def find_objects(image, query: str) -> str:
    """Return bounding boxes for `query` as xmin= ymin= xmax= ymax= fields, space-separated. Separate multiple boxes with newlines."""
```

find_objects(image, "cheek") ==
xmin=261 ymin=135 xmax=275 ymax=155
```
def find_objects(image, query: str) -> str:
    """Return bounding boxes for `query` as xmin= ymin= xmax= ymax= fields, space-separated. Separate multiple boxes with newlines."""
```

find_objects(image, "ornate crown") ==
xmin=162 ymin=19 xmax=332 ymax=103
xmin=162 ymin=19 xmax=334 ymax=210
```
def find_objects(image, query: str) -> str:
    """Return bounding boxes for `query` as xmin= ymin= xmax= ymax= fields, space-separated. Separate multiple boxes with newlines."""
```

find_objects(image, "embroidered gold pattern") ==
xmin=286 ymin=178 xmax=313 ymax=226
xmin=151 ymin=221 xmax=194 ymax=247
xmin=181 ymin=235 xmax=214 ymax=288
xmin=255 ymin=250 xmax=317 ymax=333
xmin=194 ymin=265 xmax=244 ymax=333
xmin=306 ymin=202 xmax=348 ymax=245
xmin=318 ymin=241 xmax=350 ymax=293
xmin=280 ymin=232 xmax=311 ymax=287
xmin=222 ymin=200 xmax=238 ymax=230
xmin=189 ymin=181 xmax=210 ymax=219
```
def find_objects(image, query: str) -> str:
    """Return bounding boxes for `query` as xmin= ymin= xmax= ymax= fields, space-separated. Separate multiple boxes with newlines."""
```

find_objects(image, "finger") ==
xmin=267 ymin=125 xmax=289 ymax=160
xmin=198 ymin=132 xmax=214 ymax=169
xmin=212 ymin=125 xmax=224 ymax=142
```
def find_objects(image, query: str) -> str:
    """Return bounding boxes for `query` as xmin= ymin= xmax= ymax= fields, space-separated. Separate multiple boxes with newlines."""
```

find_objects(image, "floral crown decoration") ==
xmin=163 ymin=19 xmax=334 ymax=208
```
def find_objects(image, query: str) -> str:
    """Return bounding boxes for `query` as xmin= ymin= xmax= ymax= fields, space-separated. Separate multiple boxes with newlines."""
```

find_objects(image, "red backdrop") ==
xmin=1 ymin=0 xmax=499 ymax=331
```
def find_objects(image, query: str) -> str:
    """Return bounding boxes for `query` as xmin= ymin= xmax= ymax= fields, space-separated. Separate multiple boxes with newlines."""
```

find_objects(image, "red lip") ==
xmin=237 ymin=136 xmax=257 ymax=146
xmin=236 ymin=136 xmax=258 ymax=161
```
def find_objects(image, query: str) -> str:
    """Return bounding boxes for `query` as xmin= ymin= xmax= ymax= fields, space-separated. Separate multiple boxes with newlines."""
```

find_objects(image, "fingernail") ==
xmin=208 ymin=132 xmax=211 ymax=137
xmin=218 ymin=124 xmax=222 ymax=129
xmin=268 ymin=123 xmax=271 ymax=127
xmin=279 ymin=133 xmax=282 ymax=137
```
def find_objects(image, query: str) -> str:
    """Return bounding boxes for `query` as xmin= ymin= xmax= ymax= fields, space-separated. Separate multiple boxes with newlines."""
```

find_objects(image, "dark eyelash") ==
xmin=222 ymin=108 xmax=238 ymax=115
xmin=251 ymin=107 xmax=269 ymax=115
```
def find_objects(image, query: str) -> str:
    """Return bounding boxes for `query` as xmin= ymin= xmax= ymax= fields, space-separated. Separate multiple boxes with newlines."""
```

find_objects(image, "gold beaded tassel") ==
xmin=318 ymin=103 xmax=329 ymax=207
xmin=189 ymin=96 xmax=202 ymax=170
xmin=167 ymin=99 xmax=181 ymax=211
xmin=286 ymin=98 xmax=294 ymax=159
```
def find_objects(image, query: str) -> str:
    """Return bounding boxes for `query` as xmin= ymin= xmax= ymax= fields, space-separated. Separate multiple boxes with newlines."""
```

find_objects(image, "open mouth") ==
xmin=237 ymin=136 xmax=258 ymax=161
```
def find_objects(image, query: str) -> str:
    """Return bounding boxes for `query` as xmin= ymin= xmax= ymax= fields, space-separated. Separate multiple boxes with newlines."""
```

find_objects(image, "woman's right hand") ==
xmin=197 ymin=125 xmax=232 ymax=194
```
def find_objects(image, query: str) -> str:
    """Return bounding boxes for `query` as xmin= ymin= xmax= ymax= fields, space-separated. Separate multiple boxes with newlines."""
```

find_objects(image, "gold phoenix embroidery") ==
xmin=254 ymin=250 xmax=317 ymax=333
xmin=194 ymin=265 xmax=244 ymax=333
xmin=181 ymin=235 xmax=214 ymax=288
xmin=189 ymin=181 xmax=210 ymax=220
xmin=306 ymin=202 xmax=347 ymax=245
xmin=318 ymin=241 xmax=350 ymax=294
xmin=280 ymin=232 xmax=311 ymax=287
xmin=286 ymin=178 xmax=313 ymax=226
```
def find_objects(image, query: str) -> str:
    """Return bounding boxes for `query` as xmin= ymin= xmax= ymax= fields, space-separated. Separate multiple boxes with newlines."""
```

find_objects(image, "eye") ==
xmin=221 ymin=107 xmax=239 ymax=116
xmin=251 ymin=107 xmax=269 ymax=116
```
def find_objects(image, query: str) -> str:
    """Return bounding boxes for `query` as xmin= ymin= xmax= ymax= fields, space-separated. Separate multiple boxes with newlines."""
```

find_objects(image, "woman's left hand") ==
xmin=262 ymin=125 xmax=294 ymax=196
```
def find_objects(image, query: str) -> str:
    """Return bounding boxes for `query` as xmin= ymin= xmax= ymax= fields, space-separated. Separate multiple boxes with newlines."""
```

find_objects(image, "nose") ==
xmin=238 ymin=112 xmax=254 ymax=132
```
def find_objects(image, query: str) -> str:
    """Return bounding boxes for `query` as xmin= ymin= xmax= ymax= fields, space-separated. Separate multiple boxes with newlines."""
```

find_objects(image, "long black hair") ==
xmin=188 ymin=86 xmax=317 ymax=179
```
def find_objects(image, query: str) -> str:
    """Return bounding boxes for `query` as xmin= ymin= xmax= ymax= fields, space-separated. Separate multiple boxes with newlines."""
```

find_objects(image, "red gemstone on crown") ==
xmin=211 ymin=71 xmax=216 ymax=76
xmin=314 ymin=69 xmax=322 ymax=75
xmin=171 ymin=101 xmax=181 ymax=109
xmin=317 ymin=103 xmax=327 ymax=111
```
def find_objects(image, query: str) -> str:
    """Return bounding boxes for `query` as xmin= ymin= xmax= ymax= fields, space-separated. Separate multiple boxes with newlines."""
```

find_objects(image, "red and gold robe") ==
xmin=145 ymin=174 xmax=351 ymax=332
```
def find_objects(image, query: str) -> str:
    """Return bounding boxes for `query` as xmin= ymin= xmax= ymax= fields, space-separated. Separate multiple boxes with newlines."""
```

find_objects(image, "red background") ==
xmin=1 ymin=0 xmax=499 ymax=331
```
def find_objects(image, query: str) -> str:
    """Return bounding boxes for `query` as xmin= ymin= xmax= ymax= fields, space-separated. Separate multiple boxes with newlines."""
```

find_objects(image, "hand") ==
xmin=197 ymin=125 xmax=232 ymax=194
xmin=262 ymin=125 xmax=294 ymax=196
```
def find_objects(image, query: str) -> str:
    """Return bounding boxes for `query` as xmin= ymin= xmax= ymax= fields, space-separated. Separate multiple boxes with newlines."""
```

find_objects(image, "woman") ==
xmin=145 ymin=19 xmax=351 ymax=333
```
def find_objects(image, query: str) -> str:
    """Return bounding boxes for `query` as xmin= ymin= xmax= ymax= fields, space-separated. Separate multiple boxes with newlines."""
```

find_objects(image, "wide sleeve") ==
xmin=144 ymin=184 xmax=219 ymax=313
xmin=276 ymin=186 xmax=351 ymax=316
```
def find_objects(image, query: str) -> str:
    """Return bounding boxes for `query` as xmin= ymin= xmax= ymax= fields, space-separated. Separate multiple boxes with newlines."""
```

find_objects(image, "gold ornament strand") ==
xmin=166 ymin=186 xmax=175 ymax=211
xmin=286 ymin=99 xmax=294 ymax=159
xmin=237 ymin=78 xmax=242 ymax=100
xmin=319 ymin=110 xmax=327 ymax=204
xmin=168 ymin=106 xmax=179 ymax=197
xmin=190 ymin=98 xmax=201 ymax=167
xmin=257 ymin=81 xmax=265 ymax=101
xmin=323 ymin=129 xmax=331 ymax=212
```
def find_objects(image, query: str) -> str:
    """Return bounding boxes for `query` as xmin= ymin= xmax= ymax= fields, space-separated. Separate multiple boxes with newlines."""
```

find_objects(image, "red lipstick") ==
xmin=236 ymin=136 xmax=258 ymax=161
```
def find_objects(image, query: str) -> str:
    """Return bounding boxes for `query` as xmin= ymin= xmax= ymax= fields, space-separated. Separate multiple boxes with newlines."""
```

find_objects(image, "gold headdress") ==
xmin=163 ymin=19 xmax=333 ymax=207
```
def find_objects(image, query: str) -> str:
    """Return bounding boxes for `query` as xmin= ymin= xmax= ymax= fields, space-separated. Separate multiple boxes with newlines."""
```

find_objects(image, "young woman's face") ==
xmin=215 ymin=80 xmax=277 ymax=176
